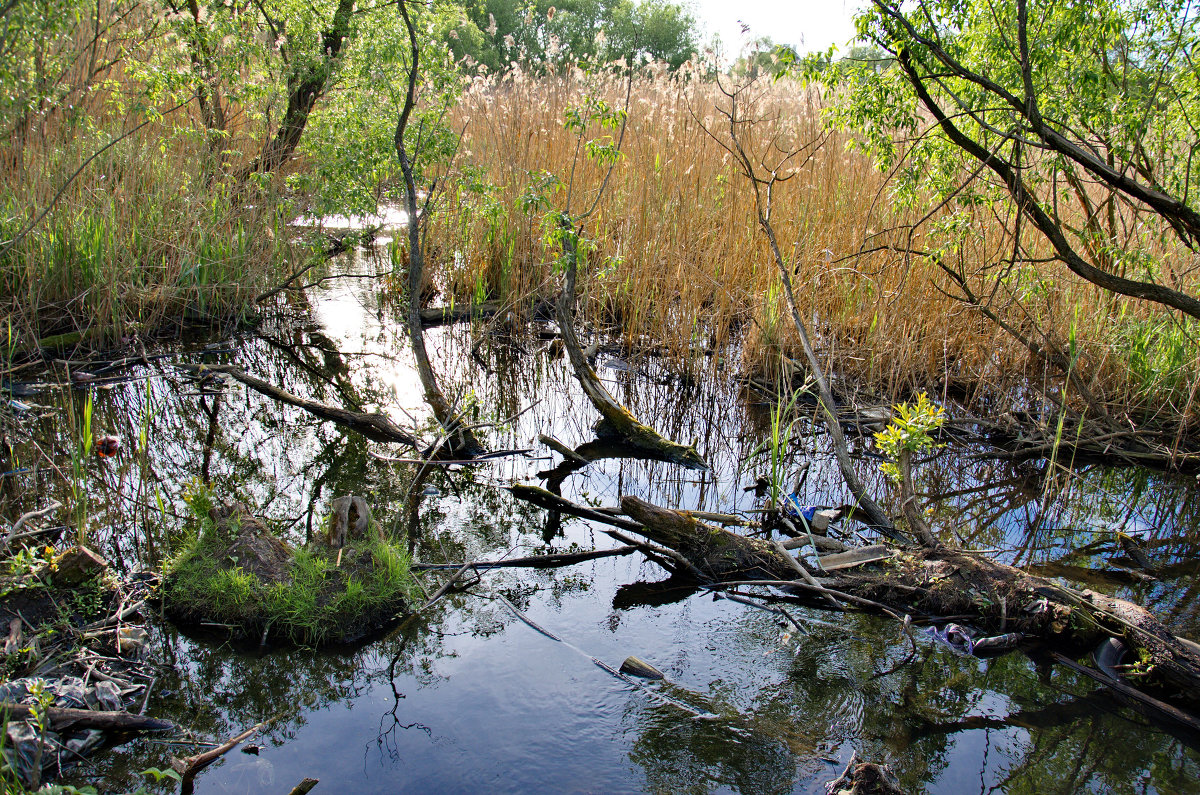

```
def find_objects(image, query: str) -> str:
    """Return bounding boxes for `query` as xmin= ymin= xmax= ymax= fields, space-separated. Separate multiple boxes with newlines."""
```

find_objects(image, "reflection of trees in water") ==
xmin=628 ymin=704 xmax=800 ymax=794
xmin=11 ymin=249 xmax=1200 ymax=794
xmin=68 ymin=618 xmax=452 ymax=792
xmin=622 ymin=608 xmax=1200 ymax=794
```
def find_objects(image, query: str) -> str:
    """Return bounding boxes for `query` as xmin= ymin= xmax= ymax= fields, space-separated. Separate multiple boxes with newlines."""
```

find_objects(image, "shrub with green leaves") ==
xmin=873 ymin=392 xmax=946 ymax=483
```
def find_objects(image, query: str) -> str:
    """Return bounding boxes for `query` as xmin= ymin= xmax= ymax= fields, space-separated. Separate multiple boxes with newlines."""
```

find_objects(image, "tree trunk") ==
xmin=555 ymin=228 xmax=707 ymax=470
xmin=393 ymin=0 xmax=484 ymax=458
xmin=244 ymin=0 xmax=356 ymax=177
xmin=620 ymin=495 xmax=797 ymax=579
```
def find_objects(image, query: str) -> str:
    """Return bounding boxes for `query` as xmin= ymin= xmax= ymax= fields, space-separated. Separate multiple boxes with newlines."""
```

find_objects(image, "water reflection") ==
xmin=2 ymin=243 xmax=1194 ymax=793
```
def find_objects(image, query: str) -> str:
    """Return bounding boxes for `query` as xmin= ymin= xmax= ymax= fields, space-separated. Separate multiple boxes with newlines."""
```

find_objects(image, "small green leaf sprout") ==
xmin=873 ymin=392 xmax=946 ymax=483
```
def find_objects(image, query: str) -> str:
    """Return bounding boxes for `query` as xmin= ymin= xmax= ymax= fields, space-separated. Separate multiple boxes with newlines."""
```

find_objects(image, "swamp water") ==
xmin=6 ymin=242 xmax=1200 ymax=794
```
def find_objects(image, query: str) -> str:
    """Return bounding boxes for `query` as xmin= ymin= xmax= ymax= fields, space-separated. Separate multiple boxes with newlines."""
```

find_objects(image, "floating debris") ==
xmin=94 ymin=435 xmax=121 ymax=458
xmin=926 ymin=623 xmax=974 ymax=655
xmin=0 ymin=676 xmax=165 ymax=787
xmin=816 ymin=544 xmax=892 ymax=571
xmin=781 ymin=497 xmax=843 ymax=532
xmin=619 ymin=655 xmax=665 ymax=680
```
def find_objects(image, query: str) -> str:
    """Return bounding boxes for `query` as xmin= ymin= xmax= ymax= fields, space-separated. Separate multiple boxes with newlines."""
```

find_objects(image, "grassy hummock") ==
xmin=162 ymin=503 xmax=415 ymax=646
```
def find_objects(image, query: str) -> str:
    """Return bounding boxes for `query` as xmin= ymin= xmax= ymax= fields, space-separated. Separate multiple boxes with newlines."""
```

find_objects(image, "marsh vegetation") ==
xmin=2 ymin=0 xmax=1200 ymax=792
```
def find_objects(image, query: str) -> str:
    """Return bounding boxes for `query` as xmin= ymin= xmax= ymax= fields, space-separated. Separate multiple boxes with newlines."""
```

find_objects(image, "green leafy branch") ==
xmin=873 ymin=392 xmax=946 ymax=483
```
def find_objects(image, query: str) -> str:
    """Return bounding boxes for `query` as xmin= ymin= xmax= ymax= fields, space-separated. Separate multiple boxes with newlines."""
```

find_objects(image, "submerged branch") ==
xmin=411 ymin=546 xmax=638 ymax=571
xmin=176 ymin=364 xmax=422 ymax=449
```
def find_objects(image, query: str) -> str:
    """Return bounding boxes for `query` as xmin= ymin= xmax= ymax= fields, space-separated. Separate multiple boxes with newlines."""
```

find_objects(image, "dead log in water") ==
xmin=419 ymin=301 xmax=505 ymax=327
xmin=419 ymin=299 xmax=555 ymax=328
xmin=620 ymin=494 xmax=1200 ymax=715
xmin=504 ymin=481 xmax=1200 ymax=715
xmin=554 ymin=232 xmax=707 ymax=471
xmin=620 ymin=496 xmax=798 ymax=579
xmin=0 ymin=703 xmax=173 ymax=732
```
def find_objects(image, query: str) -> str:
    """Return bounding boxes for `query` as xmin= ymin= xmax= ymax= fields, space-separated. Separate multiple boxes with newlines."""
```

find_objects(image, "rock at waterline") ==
xmin=50 ymin=545 xmax=109 ymax=587
xmin=619 ymin=655 xmax=665 ymax=680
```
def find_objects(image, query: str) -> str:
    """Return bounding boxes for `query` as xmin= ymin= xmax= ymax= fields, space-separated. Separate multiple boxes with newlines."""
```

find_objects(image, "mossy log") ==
xmin=555 ymin=242 xmax=707 ymax=471
xmin=49 ymin=546 xmax=109 ymax=587
xmin=622 ymin=495 xmax=1200 ymax=711
xmin=620 ymin=496 xmax=797 ymax=580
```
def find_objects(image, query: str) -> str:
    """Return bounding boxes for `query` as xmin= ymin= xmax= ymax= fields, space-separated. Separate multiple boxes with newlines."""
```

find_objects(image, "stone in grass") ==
xmin=161 ymin=498 xmax=415 ymax=646
xmin=50 ymin=546 xmax=109 ymax=587
xmin=619 ymin=655 xmax=665 ymax=680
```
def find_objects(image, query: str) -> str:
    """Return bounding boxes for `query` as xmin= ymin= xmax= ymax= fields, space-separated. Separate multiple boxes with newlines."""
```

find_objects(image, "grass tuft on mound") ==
xmin=162 ymin=500 xmax=415 ymax=646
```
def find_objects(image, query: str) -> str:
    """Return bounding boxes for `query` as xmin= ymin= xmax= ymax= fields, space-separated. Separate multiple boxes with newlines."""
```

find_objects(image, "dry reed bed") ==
xmin=429 ymin=68 xmax=1200 ymax=441
xmin=0 ymin=5 xmax=297 ymax=349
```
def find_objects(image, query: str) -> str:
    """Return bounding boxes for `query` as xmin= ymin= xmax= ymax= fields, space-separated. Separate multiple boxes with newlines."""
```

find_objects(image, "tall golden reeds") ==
xmin=427 ymin=66 xmax=1200 ymax=440
xmin=0 ymin=0 xmax=300 ymax=350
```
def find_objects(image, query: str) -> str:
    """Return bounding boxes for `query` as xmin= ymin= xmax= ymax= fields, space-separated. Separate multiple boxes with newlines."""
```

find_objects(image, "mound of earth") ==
xmin=161 ymin=498 xmax=413 ymax=645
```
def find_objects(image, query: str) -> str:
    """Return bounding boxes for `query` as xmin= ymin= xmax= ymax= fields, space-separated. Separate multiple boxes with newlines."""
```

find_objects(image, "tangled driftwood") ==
xmin=616 ymin=494 xmax=1200 ymax=722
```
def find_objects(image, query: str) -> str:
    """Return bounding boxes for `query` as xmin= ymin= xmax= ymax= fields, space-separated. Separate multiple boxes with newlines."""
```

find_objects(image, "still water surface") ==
xmin=17 ymin=243 xmax=1197 ymax=794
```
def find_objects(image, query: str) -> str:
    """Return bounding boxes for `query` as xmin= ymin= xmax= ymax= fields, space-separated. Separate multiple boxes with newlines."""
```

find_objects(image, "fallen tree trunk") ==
xmin=0 ymin=703 xmax=173 ymax=732
xmin=619 ymin=494 xmax=1200 ymax=713
xmin=555 ymin=231 xmax=707 ymax=471
xmin=177 ymin=364 xmax=422 ymax=449
xmin=508 ymin=484 xmax=643 ymax=532
xmin=419 ymin=301 xmax=505 ymax=327
xmin=419 ymin=299 xmax=554 ymax=328
xmin=504 ymin=482 xmax=1200 ymax=714
xmin=620 ymin=496 xmax=798 ymax=580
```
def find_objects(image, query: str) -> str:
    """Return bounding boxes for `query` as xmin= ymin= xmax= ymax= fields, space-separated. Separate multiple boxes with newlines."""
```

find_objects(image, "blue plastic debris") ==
xmin=926 ymin=623 xmax=974 ymax=655
xmin=781 ymin=495 xmax=818 ymax=522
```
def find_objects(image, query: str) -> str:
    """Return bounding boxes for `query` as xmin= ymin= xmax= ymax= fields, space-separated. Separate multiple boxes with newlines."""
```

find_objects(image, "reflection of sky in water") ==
xmin=28 ymin=241 xmax=1200 ymax=794
xmin=309 ymin=247 xmax=430 ymax=420
xmin=292 ymin=204 xmax=411 ymax=232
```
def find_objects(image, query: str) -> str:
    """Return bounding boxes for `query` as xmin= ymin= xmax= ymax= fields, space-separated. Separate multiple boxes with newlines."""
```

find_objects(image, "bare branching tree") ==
xmin=706 ymin=77 xmax=913 ymax=543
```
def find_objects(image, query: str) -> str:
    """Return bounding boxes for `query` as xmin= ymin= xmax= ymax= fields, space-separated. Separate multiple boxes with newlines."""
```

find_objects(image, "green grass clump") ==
xmin=162 ymin=510 xmax=415 ymax=646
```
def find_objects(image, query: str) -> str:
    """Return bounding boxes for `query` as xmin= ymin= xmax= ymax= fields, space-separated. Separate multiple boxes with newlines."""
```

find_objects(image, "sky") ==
xmin=688 ymin=0 xmax=869 ymax=56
